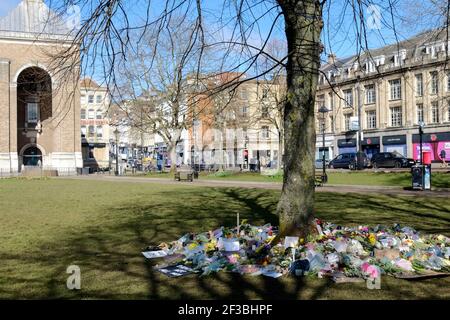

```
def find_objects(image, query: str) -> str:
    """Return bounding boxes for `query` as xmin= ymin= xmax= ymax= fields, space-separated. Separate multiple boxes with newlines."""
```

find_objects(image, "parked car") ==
xmin=329 ymin=152 xmax=369 ymax=169
xmin=315 ymin=159 xmax=330 ymax=169
xmin=370 ymin=152 xmax=416 ymax=169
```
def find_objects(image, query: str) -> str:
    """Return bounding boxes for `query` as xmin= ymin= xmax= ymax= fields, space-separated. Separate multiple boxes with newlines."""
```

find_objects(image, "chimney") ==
xmin=327 ymin=54 xmax=337 ymax=65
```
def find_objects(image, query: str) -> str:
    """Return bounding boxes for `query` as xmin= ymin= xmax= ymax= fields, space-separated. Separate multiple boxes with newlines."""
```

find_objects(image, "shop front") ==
xmin=412 ymin=132 xmax=450 ymax=162
xmin=382 ymin=135 xmax=407 ymax=156
xmin=315 ymin=135 xmax=334 ymax=161
xmin=361 ymin=136 xmax=380 ymax=159
xmin=337 ymin=138 xmax=357 ymax=154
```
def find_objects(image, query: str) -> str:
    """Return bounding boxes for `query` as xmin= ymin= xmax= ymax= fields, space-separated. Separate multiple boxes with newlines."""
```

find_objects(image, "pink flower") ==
xmin=227 ymin=254 xmax=238 ymax=264
xmin=362 ymin=262 xmax=379 ymax=278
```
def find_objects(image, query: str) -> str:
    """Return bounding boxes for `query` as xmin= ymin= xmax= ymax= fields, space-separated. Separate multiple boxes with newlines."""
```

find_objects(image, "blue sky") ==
xmin=0 ymin=0 xmax=20 ymax=16
xmin=0 ymin=0 xmax=440 ymax=70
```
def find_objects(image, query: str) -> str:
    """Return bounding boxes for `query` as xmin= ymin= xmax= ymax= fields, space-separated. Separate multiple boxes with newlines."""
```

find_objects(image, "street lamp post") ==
xmin=114 ymin=128 xmax=119 ymax=176
xmin=419 ymin=122 xmax=424 ymax=166
xmin=318 ymin=105 xmax=330 ymax=183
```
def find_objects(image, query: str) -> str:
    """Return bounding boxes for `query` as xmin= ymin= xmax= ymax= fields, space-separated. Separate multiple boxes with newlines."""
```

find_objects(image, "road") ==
xmin=62 ymin=175 xmax=450 ymax=198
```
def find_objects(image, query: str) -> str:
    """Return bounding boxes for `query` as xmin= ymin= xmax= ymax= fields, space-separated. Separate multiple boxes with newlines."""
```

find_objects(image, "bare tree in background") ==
xmin=112 ymin=18 xmax=211 ymax=172
xmin=49 ymin=0 xmax=450 ymax=238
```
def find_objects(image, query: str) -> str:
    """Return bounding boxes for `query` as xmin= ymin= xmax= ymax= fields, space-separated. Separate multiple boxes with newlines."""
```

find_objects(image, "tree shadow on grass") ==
xmin=0 ymin=188 xmax=449 ymax=299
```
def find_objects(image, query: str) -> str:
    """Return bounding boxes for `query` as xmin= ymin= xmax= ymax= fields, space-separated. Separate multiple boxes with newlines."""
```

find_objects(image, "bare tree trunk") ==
xmin=168 ymin=129 xmax=181 ymax=173
xmin=276 ymin=0 xmax=323 ymax=237
xmin=168 ymin=143 xmax=177 ymax=173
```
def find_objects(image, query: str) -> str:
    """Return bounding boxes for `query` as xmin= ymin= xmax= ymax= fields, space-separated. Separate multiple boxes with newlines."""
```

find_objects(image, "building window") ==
xmin=81 ymin=109 xmax=86 ymax=119
xmin=366 ymin=110 xmax=376 ymax=129
xmin=417 ymin=104 xmax=424 ymax=124
xmin=96 ymin=126 xmax=103 ymax=138
xmin=448 ymin=101 xmax=450 ymax=122
xmin=365 ymin=85 xmax=376 ymax=104
xmin=96 ymin=110 xmax=102 ymax=119
xmin=415 ymin=74 xmax=423 ymax=97
xmin=88 ymin=109 xmax=95 ymax=119
xmin=390 ymin=106 xmax=402 ymax=127
xmin=240 ymin=105 xmax=249 ymax=118
xmin=88 ymin=95 xmax=94 ymax=104
xmin=261 ymin=126 xmax=270 ymax=139
xmin=447 ymin=72 xmax=450 ymax=92
xmin=430 ymin=72 xmax=438 ymax=95
xmin=261 ymin=104 xmax=269 ymax=118
xmin=389 ymin=79 xmax=402 ymax=100
xmin=344 ymin=113 xmax=352 ymax=131
xmin=81 ymin=95 xmax=86 ymax=104
xmin=96 ymin=95 xmax=102 ymax=104
xmin=81 ymin=126 xmax=86 ymax=136
xmin=393 ymin=50 xmax=406 ymax=67
xmin=239 ymin=89 xmax=247 ymax=100
xmin=431 ymin=102 xmax=439 ymax=123
xmin=26 ymin=103 xmax=39 ymax=123
xmin=343 ymin=89 xmax=353 ymax=107
xmin=328 ymin=92 xmax=334 ymax=110
xmin=317 ymin=94 xmax=325 ymax=108
xmin=88 ymin=125 xmax=95 ymax=137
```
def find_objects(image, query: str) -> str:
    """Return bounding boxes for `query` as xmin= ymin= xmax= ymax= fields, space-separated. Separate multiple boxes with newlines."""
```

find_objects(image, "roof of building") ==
xmin=321 ymin=28 xmax=448 ymax=73
xmin=80 ymin=78 xmax=100 ymax=89
xmin=0 ymin=0 xmax=73 ymax=41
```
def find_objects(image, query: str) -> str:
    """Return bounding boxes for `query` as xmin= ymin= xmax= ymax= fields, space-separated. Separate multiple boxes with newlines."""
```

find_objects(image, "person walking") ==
xmin=440 ymin=149 xmax=447 ymax=168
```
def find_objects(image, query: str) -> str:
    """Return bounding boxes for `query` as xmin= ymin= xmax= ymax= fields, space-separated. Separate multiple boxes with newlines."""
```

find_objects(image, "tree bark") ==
xmin=168 ymin=129 xmax=182 ymax=173
xmin=276 ymin=0 xmax=323 ymax=237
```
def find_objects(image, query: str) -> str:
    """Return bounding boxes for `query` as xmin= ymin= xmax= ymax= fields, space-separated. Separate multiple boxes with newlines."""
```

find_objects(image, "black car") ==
xmin=371 ymin=152 xmax=416 ymax=169
xmin=329 ymin=152 xmax=369 ymax=169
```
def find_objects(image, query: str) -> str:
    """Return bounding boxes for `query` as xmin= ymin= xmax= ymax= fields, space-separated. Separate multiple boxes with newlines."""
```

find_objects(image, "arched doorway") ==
xmin=22 ymin=146 xmax=42 ymax=167
xmin=16 ymin=66 xmax=52 ymax=169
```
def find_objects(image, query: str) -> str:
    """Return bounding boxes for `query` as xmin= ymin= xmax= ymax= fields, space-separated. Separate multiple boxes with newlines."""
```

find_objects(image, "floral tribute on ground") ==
xmin=142 ymin=218 xmax=450 ymax=283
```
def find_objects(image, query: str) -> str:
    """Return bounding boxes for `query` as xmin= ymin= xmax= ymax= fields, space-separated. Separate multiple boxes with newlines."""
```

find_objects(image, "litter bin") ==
xmin=423 ymin=151 xmax=432 ymax=190
xmin=411 ymin=165 xmax=424 ymax=190
xmin=411 ymin=151 xmax=432 ymax=190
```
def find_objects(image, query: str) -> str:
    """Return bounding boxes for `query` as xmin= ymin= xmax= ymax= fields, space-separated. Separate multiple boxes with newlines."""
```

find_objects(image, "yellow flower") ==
xmin=205 ymin=242 xmax=216 ymax=252
xmin=187 ymin=243 xmax=198 ymax=250
xmin=368 ymin=233 xmax=376 ymax=246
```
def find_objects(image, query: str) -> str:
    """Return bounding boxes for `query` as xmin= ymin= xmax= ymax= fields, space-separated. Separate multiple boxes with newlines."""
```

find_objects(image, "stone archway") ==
xmin=16 ymin=66 xmax=52 ymax=169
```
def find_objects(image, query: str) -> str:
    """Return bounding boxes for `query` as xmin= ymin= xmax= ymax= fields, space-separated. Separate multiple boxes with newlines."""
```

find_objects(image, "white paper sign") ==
xmin=222 ymin=238 xmax=240 ymax=251
xmin=142 ymin=250 xmax=168 ymax=259
xmin=284 ymin=236 xmax=299 ymax=249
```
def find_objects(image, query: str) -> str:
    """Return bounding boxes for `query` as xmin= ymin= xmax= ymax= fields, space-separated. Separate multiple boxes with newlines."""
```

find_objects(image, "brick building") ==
xmin=0 ymin=0 xmax=81 ymax=174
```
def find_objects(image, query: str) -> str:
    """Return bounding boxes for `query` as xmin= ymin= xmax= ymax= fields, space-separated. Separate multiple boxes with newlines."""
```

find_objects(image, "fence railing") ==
xmin=0 ymin=167 xmax=78 ymax=178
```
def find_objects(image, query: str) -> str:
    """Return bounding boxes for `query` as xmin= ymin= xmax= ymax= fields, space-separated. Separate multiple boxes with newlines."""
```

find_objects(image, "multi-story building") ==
xmin=80 ymin=78 xmax=110 ymax=169
xmin=316 ymin=29 xmax=450 ymax=163
xmin=0 ymin=0 xmax=82 ymax=175
xmin=186 ymin=73 xmax=284 ymax=169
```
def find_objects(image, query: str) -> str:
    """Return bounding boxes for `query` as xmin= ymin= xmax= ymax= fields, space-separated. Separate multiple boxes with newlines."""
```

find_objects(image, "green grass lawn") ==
xmin=141 ymin=170 xmax=450 ymax=188
xmin=0 ymin=178 xmax=449 ymax=299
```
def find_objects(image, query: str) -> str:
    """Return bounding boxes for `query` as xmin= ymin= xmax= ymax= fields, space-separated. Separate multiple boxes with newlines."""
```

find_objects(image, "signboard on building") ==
xmin=382 ymin=135 xmax=406 ymax=145
xmin=337 ymin=138 xmax=357 ymax=148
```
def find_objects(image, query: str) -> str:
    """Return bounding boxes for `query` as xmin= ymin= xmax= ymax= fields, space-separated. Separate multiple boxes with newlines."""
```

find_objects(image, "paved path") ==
xmin=62 ymin=175 xmax=450 ymax=198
